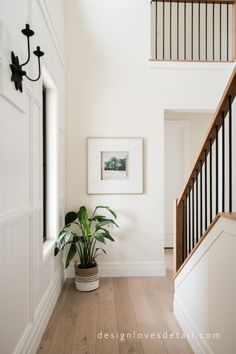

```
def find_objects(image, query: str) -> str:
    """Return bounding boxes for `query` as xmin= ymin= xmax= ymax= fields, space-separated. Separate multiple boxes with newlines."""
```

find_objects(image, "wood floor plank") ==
xmin=72 ymin=345 xmax=95 ymax=354
xmin=113 ymin=278 xmax=140 ymax=342
xmin=137 ymin=323 xmax=167 ymax=354
xmin=72 ymin=290 xmax=98 ymax=354
xmin=145 ymin=278 xmax=192 ymax=354
xmin=37 ymin=279 xmax=71 ymax=352
xmin=96 ymin=300 xmax=119 ymax=354
xmin=119 ymin=342 xmax=144 ymax=354
xmin=37 ymin=279 xmax=78 ymax=354
xmin=128 ymin=278 xmax=155 ymax=325
xmin=97 ymin=277 xmax=115 ymax=301
xmin=37 ymin=251 xmax=193 ymax=354
xmin=96 ymin=278 xmax=119 ymax=354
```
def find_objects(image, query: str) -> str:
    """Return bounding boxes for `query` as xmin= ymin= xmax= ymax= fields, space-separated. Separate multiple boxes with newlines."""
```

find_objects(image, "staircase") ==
xmin=172 ymin=65 xmax=236 ymax=353
xmin=173 ymin=65 xmax=236 ymax=274
xmin=150 ymin=2 xmax=236 ymax=348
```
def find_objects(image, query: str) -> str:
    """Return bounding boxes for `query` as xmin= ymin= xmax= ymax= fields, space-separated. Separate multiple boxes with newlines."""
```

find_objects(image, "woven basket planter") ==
xmin=75 ymin=264 xmax=99 ymax=292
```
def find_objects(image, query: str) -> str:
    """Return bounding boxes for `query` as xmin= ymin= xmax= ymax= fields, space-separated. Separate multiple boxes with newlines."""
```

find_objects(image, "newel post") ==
xmin=173 ymin=199 xmax=183 ymax=275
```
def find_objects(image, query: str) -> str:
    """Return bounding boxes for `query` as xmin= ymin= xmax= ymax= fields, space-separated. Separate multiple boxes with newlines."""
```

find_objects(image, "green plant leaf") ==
xmin=54 ymin=246 xmax=60 ymax=256
xmin=95 ymin=206 xmax=117 ymax=218
xmin=77 ymin=206 xmax=91 ymax=238
xmin=95 ymin=247 xmax=106 ymax=255
xmin=72 ymin=235 xmax=84 ymax=244
xmin=93 ymin=232 xmax=106 ymax=244
xmin=55 ymin=205 xmax=117 ymax=267
xmin=65 ymin=244 xmax=77 ymax=268
xmin=89 ymin=215 xmax=107 ymax=222
xmin=65 ymin=211 xmax=77 ymax=226
xmin=54 ymin=230 xmax=72 ymax=256
xmin=96 ymin=228 xmax=115 ymax=242
xmin=95 ymin=219 xmax=118 ymax=230
xmin=77 ymin=206 xmax=89 ymax=225
xmin=103 ymin=233 xmax=114 ymax=242
xmin=57 ymin=230 xmax=68 ymax=240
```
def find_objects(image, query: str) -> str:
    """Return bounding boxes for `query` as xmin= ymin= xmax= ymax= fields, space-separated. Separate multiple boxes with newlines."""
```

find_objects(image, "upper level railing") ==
xmin=151 ymin=0 xmax=236 ymax=62
xmin=174 ymin=66 xmax=236 ymax=274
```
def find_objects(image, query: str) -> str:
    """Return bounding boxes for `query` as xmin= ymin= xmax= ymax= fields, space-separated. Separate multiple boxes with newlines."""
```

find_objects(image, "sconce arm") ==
xmin=25 ymin=56 xmax=41 ymax=82
xmin=20 ymin=35 xmax=31 ymax=67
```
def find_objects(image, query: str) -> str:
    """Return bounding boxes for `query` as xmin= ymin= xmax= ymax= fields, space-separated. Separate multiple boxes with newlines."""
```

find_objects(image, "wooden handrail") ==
xmin=177 ymin=65 xmax=236 ymax=206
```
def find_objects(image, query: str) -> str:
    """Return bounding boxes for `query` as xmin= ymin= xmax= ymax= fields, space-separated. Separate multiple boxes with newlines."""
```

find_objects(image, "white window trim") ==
xmin=40 ymin=66 xmax=59 ymax=264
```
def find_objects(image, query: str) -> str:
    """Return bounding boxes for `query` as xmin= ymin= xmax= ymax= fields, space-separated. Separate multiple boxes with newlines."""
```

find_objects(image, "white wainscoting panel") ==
xmin=0 ymin=2 xmax=65 ymax=353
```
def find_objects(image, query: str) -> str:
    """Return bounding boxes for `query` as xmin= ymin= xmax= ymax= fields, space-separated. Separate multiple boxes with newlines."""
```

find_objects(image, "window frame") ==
xmin=42 ymin=85 xmax=47 ymax=243
xmin=39 ymin=66 xmax=59 ymax=266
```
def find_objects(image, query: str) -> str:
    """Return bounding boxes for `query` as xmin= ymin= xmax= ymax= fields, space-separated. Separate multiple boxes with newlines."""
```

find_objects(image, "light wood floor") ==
xmin=37 ymin=250 xmax=193 ymax=354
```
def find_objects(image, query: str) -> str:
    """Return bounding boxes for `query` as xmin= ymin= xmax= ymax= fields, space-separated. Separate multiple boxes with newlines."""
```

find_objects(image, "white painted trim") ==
xmin=42 ymin=66 xmax=59 ymax=244
xmin=0 ymin=59 xmax=3 ymax=93
xmin=28 ymin=91 xmax=34 ymax=324
xmin=38 ymin=66 xmax=59 ymax=269
xmin=66 ymin=261 xmax=166 ymax=278
xmin=99 ymin=261 xmax=166 ymax=277
xmin=164 ymin=109 xmax=214 ymax=114
xmin=0 ymin=22 xmax=29 ymax=113
xmin=175 ymin=216 xmax=236 ymax=289
xmin=173 ymin=216 xmax=236 ymax=354
xmin=164 ymin=234 xmax=173 ymax=248
xmin=13 ymin=270 xmax=64 ymax=354
xmin=174 ymin=294 xmax=213 ymax=354
xmin=149 ymin=60 xmax=235 ymax=71
xmin=37 ymin=0 xmax=64 ymax=68
xmin=0 ymin=206 xmax=33 ymax=229
xmin=43 ymin=239 xmax=55 ymax=263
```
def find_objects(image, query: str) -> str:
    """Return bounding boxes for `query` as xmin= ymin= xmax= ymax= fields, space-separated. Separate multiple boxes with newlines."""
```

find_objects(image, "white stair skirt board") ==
xmin=174 ymin=295 xmax=213 ymax=354
xmin=13 ymin=270 xmax=64 ymax=354
xmin=174 ymin=216 xmax=236 ymax=354
xmin=65 ymin=261 xmax=166 ymax=278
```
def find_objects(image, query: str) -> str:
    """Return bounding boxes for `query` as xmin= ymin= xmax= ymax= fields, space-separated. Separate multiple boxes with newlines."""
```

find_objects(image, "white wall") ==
xmin=164 ymin=111 xmax=213 ymax=247
xmin=165 ymin=111 xmax=213 ymax=174
xmin=174 ymin=216 xmax=236 ymax=354
xmin=0 ymin=1 xmax=65 ymax=353
xmin=65 ymin=0 xmax=234 ymax=276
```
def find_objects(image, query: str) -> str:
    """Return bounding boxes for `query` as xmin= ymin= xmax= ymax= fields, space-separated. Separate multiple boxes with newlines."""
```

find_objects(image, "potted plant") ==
xmin=54 ymin=205 xmax=118 ymax=291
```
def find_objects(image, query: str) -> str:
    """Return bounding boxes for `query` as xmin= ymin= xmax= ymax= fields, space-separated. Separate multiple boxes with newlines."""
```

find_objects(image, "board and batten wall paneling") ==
xmin=0 ymin=0 xmax=65 ymax=353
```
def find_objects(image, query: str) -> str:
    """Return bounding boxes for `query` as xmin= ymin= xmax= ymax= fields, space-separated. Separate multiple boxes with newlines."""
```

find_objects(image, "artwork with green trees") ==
xmin=101 ymin=151 xmax=129 ymax=180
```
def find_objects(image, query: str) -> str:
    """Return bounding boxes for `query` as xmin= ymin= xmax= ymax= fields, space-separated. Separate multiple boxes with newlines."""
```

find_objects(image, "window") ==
xmin=42 ymin=85 xmax=47 ymax=242
xmin=41 ymin=67 xmax=58 ymax=261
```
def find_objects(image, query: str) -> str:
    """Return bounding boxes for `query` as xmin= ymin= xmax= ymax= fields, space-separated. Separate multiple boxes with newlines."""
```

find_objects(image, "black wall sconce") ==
xmin=10 ymin=24 xmax=44 ymax=93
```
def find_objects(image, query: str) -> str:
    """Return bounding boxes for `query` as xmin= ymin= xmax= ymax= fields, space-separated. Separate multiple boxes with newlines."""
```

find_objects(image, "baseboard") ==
xmin=174 ymin=294 xmax=213 ymax=354
xmin=66 ymin=261 xmax=166 ymax=278
xmin=14 ymin=269 xmax=64 ymax=354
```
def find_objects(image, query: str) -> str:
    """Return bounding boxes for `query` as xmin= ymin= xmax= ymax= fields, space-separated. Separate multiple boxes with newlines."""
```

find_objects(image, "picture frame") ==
xmin=87 ymin=137 xmax=144 ymax=194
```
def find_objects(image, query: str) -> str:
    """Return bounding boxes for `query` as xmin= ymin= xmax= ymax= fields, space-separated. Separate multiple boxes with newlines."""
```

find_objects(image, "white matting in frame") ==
xmin=87 ymin=137 xmax=144 ymax=194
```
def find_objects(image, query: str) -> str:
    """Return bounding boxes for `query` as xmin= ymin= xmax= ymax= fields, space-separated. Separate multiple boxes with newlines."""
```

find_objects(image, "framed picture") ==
xmin=87 ymin=137 xmax=144 ymax=194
